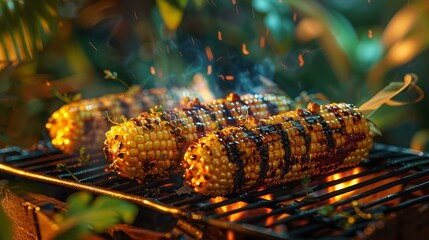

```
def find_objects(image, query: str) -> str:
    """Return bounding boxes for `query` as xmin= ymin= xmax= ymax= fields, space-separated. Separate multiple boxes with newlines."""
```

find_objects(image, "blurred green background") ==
xmin=0 ymin=0 xmax=428 ymax=150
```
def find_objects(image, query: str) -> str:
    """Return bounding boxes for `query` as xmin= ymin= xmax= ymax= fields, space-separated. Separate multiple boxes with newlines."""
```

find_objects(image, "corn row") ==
xmin=46 ymin=86 xmax=207 ymax=154
xmin=103 ymin=92 xmax=295 ymax=180
xmin=182 ymin=102 xmax=373 ymax=196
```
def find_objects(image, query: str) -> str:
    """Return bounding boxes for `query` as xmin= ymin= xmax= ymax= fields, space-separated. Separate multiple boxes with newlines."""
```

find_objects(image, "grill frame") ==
xmin=1 ymin=143 xmax=429 ymax=239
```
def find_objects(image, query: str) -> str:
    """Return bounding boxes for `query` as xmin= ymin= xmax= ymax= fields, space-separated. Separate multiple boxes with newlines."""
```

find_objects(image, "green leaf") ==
xmin=0 ymin=207 xmax=12 ymax=240
xmin=53 ymin=192 xmax=138 ymax=240
xmin=156 ymin=0 xmax=188 ymax=31
xmin=0 ymin=0 xmax=59 ymax=71
xmin=317 ymin=204 xmax=335 ymax=216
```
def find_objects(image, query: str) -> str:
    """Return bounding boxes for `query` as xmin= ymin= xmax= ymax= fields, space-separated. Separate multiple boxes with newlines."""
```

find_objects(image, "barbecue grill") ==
xmin=1 ymin=142 xmax=429 ymax=239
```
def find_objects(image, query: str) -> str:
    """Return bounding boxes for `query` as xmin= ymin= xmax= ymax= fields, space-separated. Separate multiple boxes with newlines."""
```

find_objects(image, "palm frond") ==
xmin=0 ymin=0 xmax=59 ymax=71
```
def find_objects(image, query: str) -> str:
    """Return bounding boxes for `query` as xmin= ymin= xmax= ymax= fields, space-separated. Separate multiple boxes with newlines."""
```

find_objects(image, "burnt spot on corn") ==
xmin=217 ymin=130 xmax=245 ymax=192
xmin=104 ymin=93 xmax=296 ymax=181
xmin=220 ymin=103 xmax=236 ymax=126
xmin=241 ymin=126 xmax=269 ymax=188
xmin=260 ymin=95 xmax=279 ymax=115
xmin=183 ymin=102 xmax=373 ymax=196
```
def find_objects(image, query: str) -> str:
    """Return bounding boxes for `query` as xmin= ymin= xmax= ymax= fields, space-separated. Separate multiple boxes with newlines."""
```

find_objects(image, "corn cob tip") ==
xmin=182 ymin=132 xmax=235 ymax=196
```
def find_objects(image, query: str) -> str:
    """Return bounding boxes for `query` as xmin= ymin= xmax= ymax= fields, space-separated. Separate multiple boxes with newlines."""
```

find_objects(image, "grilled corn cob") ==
xmin=104 ymin=93 xmax=295 ymax=180
xmin=46 ymin=86 xmax=207 ymax=154
xmin=182 ymin=102 xmax=373 ymax=196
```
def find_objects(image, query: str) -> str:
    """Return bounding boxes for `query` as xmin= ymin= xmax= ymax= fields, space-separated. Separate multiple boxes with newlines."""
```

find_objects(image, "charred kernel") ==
xmin=182 ymin=102 xmax=372 ymax=196
xmin=104 ymin=93 xmax=295 ymax=181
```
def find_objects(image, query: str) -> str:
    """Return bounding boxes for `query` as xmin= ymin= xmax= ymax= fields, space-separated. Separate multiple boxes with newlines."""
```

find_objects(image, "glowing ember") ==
xmin=211 ymin=197 xmax=248 ymax=222
xmin=205 ymin=46 xmax=214 ymax=61
xmin=327 ymin=167 xmax=362 ymax=204
xmin=242 ymin=43 xmax=250 ymax=55
xmin=225 ymin=75 xmax=234 ymax=81
xmin=298 ymin=53 xmax=305 ymax=67
xmin=293 ymin=13 xmax=297 ymax=22
xmin=218 ymin=31 xmax=223 ymax=41
xmin=260 ymin=36 xmax=266 ymax=49
xmin=368 ymin=30 xmax=373 ymax=39
xmin=211 ymin=194 xmax=278 ymax=238
xmin=218 ymin=74 xmax=234 ymax=81
xmin=207 ymin=65 xmax=212 ymax=75
xmin=150 ymin=66 xmax=156 ymax=75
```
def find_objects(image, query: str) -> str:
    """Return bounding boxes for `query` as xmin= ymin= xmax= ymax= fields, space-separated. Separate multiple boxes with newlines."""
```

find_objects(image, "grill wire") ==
xmin=1 ymin=143 xmax=429 ymax=239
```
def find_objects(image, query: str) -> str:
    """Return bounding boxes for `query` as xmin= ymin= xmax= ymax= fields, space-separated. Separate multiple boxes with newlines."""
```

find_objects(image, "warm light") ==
xmin=296 ymin=18 xmax=323 ymax=42
xmin=385 ymin=37 xmax=422 ymax=66
xmin=260 ymin=194 xmax=275 ymax=226
xmin=327 ymin=167 xmax=362 ymax=204
xmin=242 ymin=43 xmax=250 ymax=55
xmin=211 ymin=195 xmax=275 ymax=239
xmin=211 ymin=197 xmax=248 ymax=222
xmin=382 ymin=7 xmax=417 ymax=48
xmin=368 ymin=30 xmax=373 ymax=39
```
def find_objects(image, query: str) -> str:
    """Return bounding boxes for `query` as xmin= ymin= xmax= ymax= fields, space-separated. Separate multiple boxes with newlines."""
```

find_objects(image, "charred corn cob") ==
xmin=104 ymin=92 xmax=295 ymax=180
xmin=46 ymin=86 xmax=207 ymax=154
xmin=182 ymin=102 xmax=373 ymax=196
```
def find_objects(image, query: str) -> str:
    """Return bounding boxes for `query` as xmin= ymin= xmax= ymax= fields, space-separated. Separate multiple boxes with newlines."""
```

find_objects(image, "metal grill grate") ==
xmin=1 ymin=143 xmax=429 ymax=239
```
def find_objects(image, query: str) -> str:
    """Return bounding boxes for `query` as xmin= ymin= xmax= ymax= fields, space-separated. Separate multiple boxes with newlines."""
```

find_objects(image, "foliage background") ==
xmin=0 ymin=0 xmax=428 ymax=150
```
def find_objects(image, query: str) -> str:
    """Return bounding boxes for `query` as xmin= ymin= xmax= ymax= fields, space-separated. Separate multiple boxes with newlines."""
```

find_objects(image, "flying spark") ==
xmin=219 ymin=74 xmax=235 ymax=81
xmin=260 ymin=36 xmax=266 ymax=49
xmin=242 ymin=43 xmax=250 ymax=55
xmin=298 ymin=53 xmax=305 ymax=67
xmin=225 ymin=75 xmax=234 ymax=81
xmin=150 ymin=66 xmax=156 ymax=75
xmin=368 ymin=30 xmax=373 ymax=39
xmin=205 ymin=46 xmax=214 ymax=61
xmin=218 ymin=31 xmax=223 ymax=41
xmin=207 ymin=65 xmax=212 ymax=75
